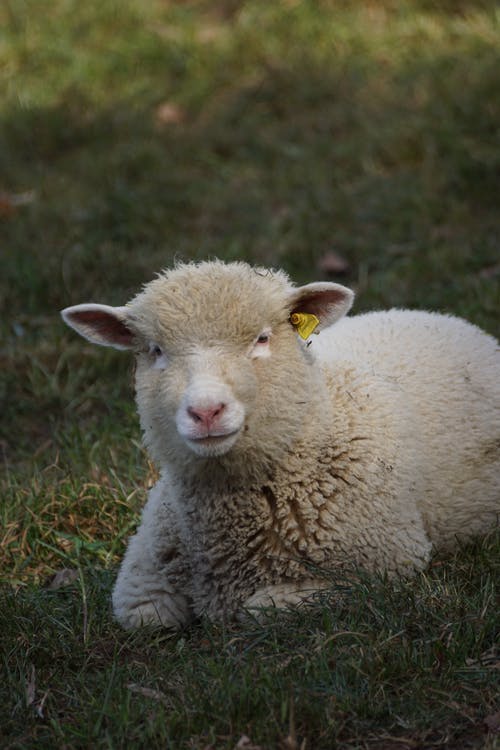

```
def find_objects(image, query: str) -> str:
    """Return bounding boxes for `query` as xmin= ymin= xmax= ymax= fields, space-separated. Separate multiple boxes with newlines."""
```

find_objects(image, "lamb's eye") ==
xmin=250 ymin=329 xmax=272 ymax=359
xmin=147 ymin=342 xmax=168 ymax=370
xmin=149 ymin=343 xmax=163 ymax=357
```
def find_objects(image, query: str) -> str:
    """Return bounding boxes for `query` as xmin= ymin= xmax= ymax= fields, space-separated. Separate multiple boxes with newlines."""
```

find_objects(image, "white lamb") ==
xmin=61 ymin=260 xmax=500 ymax=629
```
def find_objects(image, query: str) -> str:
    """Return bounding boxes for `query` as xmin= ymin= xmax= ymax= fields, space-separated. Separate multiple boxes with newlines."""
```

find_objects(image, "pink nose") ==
xmin=187 ymin=403 xmax=226 ymax=430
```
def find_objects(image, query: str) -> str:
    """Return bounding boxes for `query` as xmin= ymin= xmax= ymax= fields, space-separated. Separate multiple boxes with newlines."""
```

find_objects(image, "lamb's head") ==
xmin=62 ymin=261 xmax=353 ymax=473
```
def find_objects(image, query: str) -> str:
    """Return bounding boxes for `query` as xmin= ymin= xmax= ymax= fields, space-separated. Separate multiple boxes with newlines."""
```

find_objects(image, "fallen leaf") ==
xmin=280 ymin=735 xmax=306 ymax=749
xmin=317 ymin=250 xmax=350 ymax=275
xmin=484 ymin=711 xmax=500 ymax=734
xmin=0 ymin=190 xmax=36 ymax=217
xmin=234 ymin=736 xmax=263 ymax=750
xmin=0 ymin=194 xmax=15 ymax=217
xmin=479 ymin=263 xmax=500 ymax=279
xmin=197 ymin=25 xmax=225 ymax=43
xmin=127 ymin=683 xmax=169 ymax=705
xmin=43 ymin=568 xmax=79 ymax=590
xmin=155 ymin=102 xmax=185 ymax=127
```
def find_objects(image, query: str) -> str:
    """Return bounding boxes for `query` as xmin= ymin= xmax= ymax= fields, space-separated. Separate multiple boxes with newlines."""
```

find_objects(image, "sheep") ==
xmin=61 ymin=260 xmax=500 ymax=629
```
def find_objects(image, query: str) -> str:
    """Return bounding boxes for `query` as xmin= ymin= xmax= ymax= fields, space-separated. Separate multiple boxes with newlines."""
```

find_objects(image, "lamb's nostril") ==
xmin=187 ymin=406 xmax=202 ymax=423
xmin=187 ymin=403 xmax=226 ymax=428
xmin=212 ymin=403 xmax=225 ymax=418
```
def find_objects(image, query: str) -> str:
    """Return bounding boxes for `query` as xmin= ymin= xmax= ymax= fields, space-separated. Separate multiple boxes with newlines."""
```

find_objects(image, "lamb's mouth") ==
xmin=185 ymin=428 xmax=242 ymax=455
xmin=187 ymin=429 xmax=240 ymax=445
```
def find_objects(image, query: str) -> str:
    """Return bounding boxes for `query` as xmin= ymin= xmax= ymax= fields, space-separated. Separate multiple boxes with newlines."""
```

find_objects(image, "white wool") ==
xmin=61 ymin=261 xmax=500 ymax=629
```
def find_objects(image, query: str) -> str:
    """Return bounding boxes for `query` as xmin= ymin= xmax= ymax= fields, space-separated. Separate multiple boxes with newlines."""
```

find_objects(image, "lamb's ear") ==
xmin=61 ymin=304 xmax=134 ymax=350
xmin=288 ymin=282 xmax=354 ymax=332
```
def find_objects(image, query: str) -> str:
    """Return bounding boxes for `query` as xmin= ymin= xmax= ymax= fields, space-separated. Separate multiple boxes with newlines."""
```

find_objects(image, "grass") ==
xmin=1 ymin=0 xmax=499 ymax=747
xmin=1 ymin=550 xmax=499 ymax=748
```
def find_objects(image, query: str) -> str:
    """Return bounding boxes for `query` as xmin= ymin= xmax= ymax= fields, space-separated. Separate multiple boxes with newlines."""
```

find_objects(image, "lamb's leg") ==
xmin=112 ymin=481 xmax=192 ymax=629
xmin=241 ymin=579 xmax=329 ymax=618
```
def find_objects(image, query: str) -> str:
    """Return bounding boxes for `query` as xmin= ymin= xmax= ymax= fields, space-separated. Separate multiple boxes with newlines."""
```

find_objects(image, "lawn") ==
xmin=1 ymin=0 xmax=499 ymax=747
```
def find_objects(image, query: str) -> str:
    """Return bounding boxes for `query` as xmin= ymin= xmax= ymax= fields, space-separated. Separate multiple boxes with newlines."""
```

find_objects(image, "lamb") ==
xmin=61 ymin=260 xmax=500 ymax=629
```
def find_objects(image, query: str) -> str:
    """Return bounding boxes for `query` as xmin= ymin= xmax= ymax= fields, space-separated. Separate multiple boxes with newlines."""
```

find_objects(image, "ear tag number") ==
xmin=290 ymin=312 xmax=320 ymax=339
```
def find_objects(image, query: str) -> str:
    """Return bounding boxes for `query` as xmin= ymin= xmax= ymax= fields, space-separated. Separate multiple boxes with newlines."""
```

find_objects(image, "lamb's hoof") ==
xmin=113 ymin=597 xmax=190 ymax=630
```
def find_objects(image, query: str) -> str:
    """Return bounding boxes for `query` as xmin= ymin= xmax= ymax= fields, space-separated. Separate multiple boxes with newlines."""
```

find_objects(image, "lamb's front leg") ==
xmin=112 ymin=479 xmax=192 ymax=629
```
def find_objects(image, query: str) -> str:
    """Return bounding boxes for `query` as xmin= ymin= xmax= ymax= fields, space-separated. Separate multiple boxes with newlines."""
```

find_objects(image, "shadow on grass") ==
xmin=1 ymin=33 xmax=500 ymax=318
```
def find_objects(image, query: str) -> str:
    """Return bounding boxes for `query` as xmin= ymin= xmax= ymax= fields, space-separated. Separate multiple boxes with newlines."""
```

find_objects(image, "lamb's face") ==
xmin=61 ymin=260 xmax=354 ymax=469
xmin=130 ymin=265 xmax=308 ymax=463
xmin=144 ymin=333 xmax=278 ymax=456
xmin=134 ymin=321 xmax=290 ymax=461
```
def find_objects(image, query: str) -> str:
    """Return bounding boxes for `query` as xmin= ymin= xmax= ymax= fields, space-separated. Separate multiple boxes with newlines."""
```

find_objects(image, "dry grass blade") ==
xmin=25 ymin=665 xmax=36 ymax=708
xmin=24 ymin=665 xmax=48 ymax=719
xmin=127 ymin=683 xmax=169 ymax=705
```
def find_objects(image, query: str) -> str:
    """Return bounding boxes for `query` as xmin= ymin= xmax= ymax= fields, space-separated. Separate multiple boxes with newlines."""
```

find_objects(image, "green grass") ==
xmin=1 ymin=549 xmax=499 ymax=749
xmin=1 ymin=0 xmax=499 ymax=747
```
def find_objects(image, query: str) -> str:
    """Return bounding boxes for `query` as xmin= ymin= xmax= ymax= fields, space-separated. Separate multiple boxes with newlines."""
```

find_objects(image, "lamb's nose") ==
xmin=187 ymin=403 xmax=226 ymax=430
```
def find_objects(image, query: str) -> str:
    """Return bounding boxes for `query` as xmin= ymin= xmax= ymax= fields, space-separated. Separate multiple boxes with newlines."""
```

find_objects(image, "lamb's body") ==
xmin=61 ymin=261 xmax=500 ymax=628
xmin=314 ymin=310 xmax=500 ymax=549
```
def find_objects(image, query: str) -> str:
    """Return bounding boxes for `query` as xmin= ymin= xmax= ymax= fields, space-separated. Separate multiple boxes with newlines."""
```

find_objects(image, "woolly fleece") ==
xmin=61 ymin=261 xmax=500 ymax=629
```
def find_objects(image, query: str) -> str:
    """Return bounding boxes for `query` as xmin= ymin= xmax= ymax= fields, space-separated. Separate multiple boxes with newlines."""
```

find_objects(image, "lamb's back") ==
xmin=309 ymin=309 xmax=500 ymax=547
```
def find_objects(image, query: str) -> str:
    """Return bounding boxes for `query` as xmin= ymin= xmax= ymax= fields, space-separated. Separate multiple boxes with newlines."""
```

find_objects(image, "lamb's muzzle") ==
xmin=175 ymin=372 xmax=246 ymax=455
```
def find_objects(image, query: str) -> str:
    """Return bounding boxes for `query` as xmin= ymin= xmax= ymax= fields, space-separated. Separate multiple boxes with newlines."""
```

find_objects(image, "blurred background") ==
xmin=1 ymin=0 xmax=499 ymax=575
xmin=1 ymin=8 xmax=499 ymax=745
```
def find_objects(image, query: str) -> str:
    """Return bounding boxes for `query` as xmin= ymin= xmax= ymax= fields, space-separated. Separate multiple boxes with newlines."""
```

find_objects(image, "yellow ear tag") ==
xmin=290 ymin=312 xmax=320 ymax=339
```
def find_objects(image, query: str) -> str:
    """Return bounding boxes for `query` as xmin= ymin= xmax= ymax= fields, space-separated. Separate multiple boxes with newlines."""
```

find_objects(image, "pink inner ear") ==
xmin=291 ymin=289 xmax=345 ymax=317
xmin=69 ymin=309 xmax=133 ymax=347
